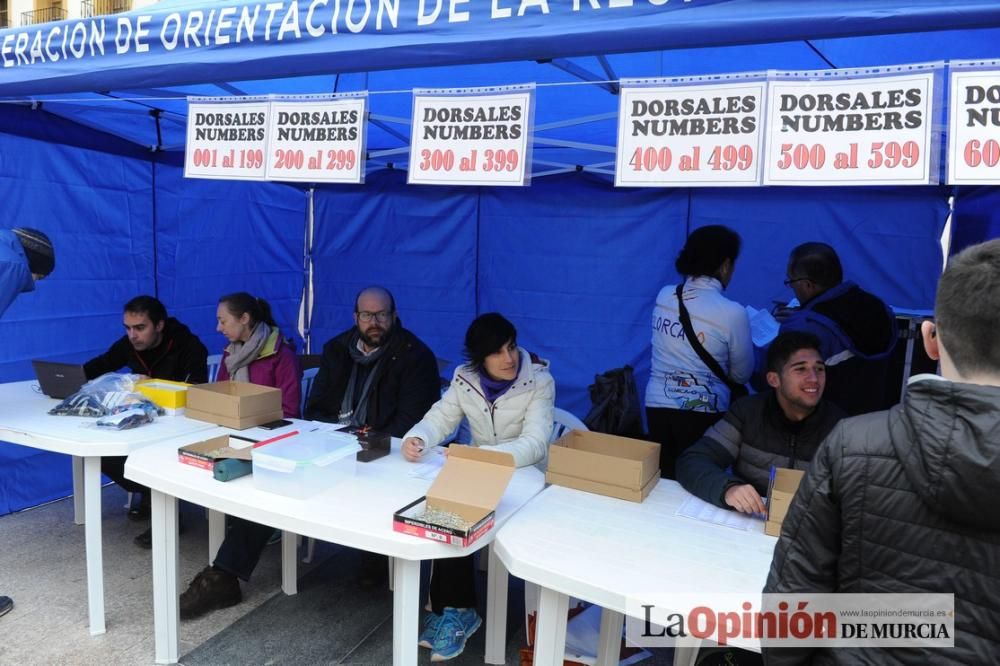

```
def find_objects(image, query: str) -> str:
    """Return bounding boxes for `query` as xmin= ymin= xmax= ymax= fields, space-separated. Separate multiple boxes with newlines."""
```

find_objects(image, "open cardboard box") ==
xmin=546 ymin=430 xmax=660 ymax=502
xmin=178 ymin=434 xmax=254 ymax=473
xmin=393 ymin=446 xmax=515 ymax=547
xmin=185 ymin=380 xmax=283 ymax=430
xmin=765 ymin=467 xmax=805 ymax=536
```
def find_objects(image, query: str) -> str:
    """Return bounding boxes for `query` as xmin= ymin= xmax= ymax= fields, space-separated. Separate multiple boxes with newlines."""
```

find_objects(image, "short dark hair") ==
xmin=767 ymin=331 xmax=823 ymax=374
xmin=464 ymin=313 xmax=517 ymax=373
xmin=354 ymin=286 xmax=396 ymax=313
xmin=219 ymin=292 xmax=277 ymax=328
xmin=124 ymin=295 xmax=167 ymax=325
xmin=788 ymin=242 xmax=843 ymax=288
xmin=675 ymin=225 xmax=742 ymax=279
xmin=935 ymin=239 xmax=1000 ymax=376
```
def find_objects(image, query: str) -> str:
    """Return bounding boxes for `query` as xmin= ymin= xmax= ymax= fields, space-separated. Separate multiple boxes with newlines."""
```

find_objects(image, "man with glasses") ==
xmin=774 ymin=242 xmax=896 ymax=415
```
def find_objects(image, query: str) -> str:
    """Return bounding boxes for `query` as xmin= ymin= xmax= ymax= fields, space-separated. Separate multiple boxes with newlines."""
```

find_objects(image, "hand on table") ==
xmin=725 ymin=484 xmax=766 ymax=515
xmin=402 ymin=437 xmax=425 ymax=462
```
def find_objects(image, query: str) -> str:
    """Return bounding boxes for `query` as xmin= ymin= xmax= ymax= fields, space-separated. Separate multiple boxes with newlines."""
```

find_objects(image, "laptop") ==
xmin=32 ymin=360 xmax=89 ymax=399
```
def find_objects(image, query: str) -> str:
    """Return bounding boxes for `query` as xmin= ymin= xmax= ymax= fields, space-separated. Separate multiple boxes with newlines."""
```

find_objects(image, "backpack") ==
xmin=582 ymin=365 xmax=643 ymax=438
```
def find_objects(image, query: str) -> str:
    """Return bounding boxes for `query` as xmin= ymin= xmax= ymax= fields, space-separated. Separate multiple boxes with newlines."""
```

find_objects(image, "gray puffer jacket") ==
xmin=764 ymin=375 xmax=1000 ymax=665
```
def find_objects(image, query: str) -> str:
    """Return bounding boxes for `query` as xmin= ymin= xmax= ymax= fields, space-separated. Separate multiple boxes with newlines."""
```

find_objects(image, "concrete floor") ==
xmin=0 ymin=485 xmax=294 ymax=666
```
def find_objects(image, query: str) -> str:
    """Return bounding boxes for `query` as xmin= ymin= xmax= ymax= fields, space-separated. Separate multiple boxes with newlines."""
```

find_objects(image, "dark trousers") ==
xmin=646 ymin=407 xmax=724 ymax=480
xmin=101 ymin=456 xmax=147 ymax=495
xmin=429 ymin=554 xmax=477 ymax=614
xmin=213 ymin=517 xmax=274 ymax=581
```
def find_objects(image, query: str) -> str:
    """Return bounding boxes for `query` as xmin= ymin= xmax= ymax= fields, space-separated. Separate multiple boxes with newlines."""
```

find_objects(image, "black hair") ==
xmin=935 ymin=239 xmax=1000 ymax=376
xmin=353 ymin=285 xmax=396 ymax=313
xmin=124 ymin=295 xmax=168 ymax=325
xmin=766 ymin=331 xmax=823 ymax=374
xmin=464 ymin=313 xmax=517 ymax=373
xmin=675 ymin=225 xmax=742 ymax=279
xmin=219 ymin=292 xmax=278 ymax=329
xmin=788 ymin=242 xmax=843 ymax=288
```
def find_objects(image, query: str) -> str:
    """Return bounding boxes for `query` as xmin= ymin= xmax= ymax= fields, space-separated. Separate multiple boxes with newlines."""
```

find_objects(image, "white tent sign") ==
xmin=408 ymin=89 xmax=532 ymax=187
xmin=265 ymin=97 xmax=368 ymax=183
xmin=948 ymin=67 xmax=1000 ymax=184
xmin=763 ymin=71 xmax=936 ymax=186
xmin=616 ymin=80 xmax=766 ymax=187
xmin=185 ymin=100 xmax=270 ymax=181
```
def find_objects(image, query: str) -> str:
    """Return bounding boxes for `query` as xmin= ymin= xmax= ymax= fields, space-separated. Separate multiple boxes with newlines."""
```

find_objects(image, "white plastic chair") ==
xmin=300 ymin=367 xmax=318 ymax=416
xmin=206 ymin=354 xmax=222 ymax=382
xmin=551 ymin=406 xmax=587 ymax=442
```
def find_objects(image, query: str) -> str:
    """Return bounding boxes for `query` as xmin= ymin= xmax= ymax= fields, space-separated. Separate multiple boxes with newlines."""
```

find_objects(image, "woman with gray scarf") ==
xmin=215 ymin=292 xmax=301 ymax=417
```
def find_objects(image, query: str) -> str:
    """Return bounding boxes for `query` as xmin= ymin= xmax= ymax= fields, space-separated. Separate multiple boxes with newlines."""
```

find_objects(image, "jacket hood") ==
xmin=892 ymin=375 xmax=1000 ymax=530
xmin=161 ymin=317 xmax=197 ymax=345
xmin=809 ymin=282 xmax=896 ymax=358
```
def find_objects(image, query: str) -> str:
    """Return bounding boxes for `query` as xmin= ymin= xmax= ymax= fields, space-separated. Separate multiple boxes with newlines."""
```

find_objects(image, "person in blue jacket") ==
xmin=0 ymin=226 xmax=56 ymax=620
xmin=772 ymin=242 xmax=897 ymax=416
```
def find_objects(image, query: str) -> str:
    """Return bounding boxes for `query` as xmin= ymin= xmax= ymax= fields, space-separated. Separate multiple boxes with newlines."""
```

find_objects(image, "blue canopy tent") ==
xmin=1 ymin=0 xmax=998 ymax=514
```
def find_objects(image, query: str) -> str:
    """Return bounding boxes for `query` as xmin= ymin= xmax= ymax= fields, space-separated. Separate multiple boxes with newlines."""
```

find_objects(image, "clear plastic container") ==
xmin=252 ymin=432 xmax=361 ymax=498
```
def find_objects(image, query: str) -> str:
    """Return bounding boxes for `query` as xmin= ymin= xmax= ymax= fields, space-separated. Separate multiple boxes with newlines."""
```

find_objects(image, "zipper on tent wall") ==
xmin=150 ymin=109 xmax=163 ymax=298
xmin=298 ymin=187 xmax=315 ymax=354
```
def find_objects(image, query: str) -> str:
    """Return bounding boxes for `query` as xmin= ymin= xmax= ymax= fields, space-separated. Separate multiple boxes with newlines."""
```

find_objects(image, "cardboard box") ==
xmin=545 ymin=430 xmax=660 ymax=502
xmin=178 ymin=434 xmax=254 ymax=473
xmin=136 ymin=378 xmax=191 ymax=410
xmin=393 ymin=446 xmax=515 ymax=547
xmin=185 ymin=381 xmax=284 ymax=430
xmin=764 ymin=467 xmax=805 ymax=536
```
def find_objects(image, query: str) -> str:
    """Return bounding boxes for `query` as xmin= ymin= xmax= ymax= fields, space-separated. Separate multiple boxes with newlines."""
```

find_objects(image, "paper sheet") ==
xmin=745 ymin=305 xmax=781 ymax=347
xmin=677 ymin=493 xmax=763 ymax=531
xmin=408 ymin=447 xmax=446 ymax=480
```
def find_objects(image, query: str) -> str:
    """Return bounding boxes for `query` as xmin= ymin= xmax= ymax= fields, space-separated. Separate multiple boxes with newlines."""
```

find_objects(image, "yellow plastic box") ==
xmin=136 ymin=378 xmax=192 ymax=410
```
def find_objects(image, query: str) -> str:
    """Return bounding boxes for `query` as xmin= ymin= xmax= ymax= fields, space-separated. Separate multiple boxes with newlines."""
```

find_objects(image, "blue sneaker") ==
xmin=430 ymin=607 xmax=481 ymax=662
xmin=418 ymin=612 xmax=443 ymax=648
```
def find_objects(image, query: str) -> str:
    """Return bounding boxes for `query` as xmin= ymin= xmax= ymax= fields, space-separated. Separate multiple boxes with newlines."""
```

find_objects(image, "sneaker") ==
xmin=430 ymin=607 xmax=481 ymax=661
xmin=128 ymin=493 xmax=150 ymax=521
xmin=418 ymin=612 xmax=444 ymax=648
xmin=179 ymin=567 xmax=241 ymax=620
xmin=0 ymin=596 xmax=12 ymax=618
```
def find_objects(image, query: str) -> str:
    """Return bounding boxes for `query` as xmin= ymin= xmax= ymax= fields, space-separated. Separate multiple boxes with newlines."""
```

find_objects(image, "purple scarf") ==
xmin=479 ymin=371 xmax=515 ymax=403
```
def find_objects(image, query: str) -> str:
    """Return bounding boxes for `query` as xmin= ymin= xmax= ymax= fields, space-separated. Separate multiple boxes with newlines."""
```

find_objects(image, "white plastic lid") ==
xmin=253 ymin=432 xmax=361 ymax=473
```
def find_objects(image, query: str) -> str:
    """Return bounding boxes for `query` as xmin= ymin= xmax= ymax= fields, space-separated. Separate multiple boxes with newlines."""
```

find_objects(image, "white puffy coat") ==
xmin=403 ymin=348 xmax=555 ymax=468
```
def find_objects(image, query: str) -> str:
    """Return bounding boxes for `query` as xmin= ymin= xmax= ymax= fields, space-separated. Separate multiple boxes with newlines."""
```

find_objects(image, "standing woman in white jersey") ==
xmin=645 ymin=225 xmax=753 ymax=479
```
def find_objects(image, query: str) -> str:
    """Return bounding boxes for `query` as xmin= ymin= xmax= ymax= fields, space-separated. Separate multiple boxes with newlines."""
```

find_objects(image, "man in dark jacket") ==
xmin=765 ymin=239 xmax=1000 ymax=664
xmin=304 ymin=286 xmax=441 ymax=437
xmin=776 ymin=242 xmax=897 ymax=416
xmin=178 ymin=286 xmax=441 ymax=621
xmin=85 ymin=295 xmax=208 ymax=544
xmin=678 ymin=331 xmax=844 ymax=514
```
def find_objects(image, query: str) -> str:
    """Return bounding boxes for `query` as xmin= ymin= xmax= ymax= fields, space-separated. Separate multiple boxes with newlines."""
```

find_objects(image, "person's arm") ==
xmin=384 ymin=344 xmax=444 ymax=437
xmin=676 ymin=436 xmax=740 ymax=509
xmin=272 ymin=346 xmax=302 ymax=418
xmin=402 ymin=381 xmax=468 ymax=455
xmin=728 ymin=306 xmax=754 ymax=384
xmin=303 ymin=341 xmax=348 ymax=422
xmin=482 ymin=371 xmax=555 ymax=468
xmin=176 ymin=337 xmax=209 ymax=383
xmin=83 ymin=337 xmax=130 ymax=379
xmin=762 ymin=425 xmax=844 ymax=665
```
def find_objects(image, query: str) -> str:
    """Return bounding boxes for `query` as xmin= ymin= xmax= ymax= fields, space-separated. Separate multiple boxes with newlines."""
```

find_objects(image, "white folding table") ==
xmin=0 ymin=380 xmax=216 ymax=635
xmin=125 ymin=426 xmax=546 ymax=665
xmin=495 ymin=482 xmax=778 ymax=666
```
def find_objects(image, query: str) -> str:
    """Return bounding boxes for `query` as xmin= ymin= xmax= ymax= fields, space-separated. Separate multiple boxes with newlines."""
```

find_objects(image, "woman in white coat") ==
xmin=401 ymin=312 xmax=555 ymax=661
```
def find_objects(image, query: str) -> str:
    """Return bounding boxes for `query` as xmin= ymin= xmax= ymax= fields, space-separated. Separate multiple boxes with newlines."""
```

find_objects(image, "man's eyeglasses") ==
xmin=783 ymin=277 xmax=810 ymax=287
xmin=357 ymin=310 xmax=393 ymax=323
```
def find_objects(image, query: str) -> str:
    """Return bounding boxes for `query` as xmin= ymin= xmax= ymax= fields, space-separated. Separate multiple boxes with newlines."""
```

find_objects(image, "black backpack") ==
xmin=583 ymin=365 xmax=643 ymax=438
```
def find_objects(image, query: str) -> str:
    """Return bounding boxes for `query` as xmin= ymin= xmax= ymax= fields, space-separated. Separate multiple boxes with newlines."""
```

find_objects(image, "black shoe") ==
xmin=128 ymin=494 xmax=150 ymax=521
xmin=180 ymin=567 xmax=241 ymax=620
xmin=134 ymin=518 xmax=188 ymax=549
xmin=0 ymin=596 xmax=12 ymax=618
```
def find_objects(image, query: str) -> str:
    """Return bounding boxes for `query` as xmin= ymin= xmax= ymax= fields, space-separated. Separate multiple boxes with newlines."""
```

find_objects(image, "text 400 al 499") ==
xmin=628 ymin=144 xmax=754 ymax=173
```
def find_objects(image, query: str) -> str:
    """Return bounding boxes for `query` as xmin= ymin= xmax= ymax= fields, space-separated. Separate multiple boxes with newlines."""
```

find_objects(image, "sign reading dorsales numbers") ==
xmin=616 ymin=81 xmax=766 ymax=187
xmin=185 ymin=100 xmax=270 ymax=181
xmin=763 ymin=71 xmax=937 ymax=186
xmin=265 ymin=97 xmax=367 ymax=183
xmin=948 ymin=67 xmax=1000 ymax=184
xmin=408 ymin=88 xmax=532 ymax=186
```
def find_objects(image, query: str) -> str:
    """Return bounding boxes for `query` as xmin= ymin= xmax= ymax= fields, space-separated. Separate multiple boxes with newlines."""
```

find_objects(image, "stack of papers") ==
xmin=676 ymin=494 xmax=764 ymax=532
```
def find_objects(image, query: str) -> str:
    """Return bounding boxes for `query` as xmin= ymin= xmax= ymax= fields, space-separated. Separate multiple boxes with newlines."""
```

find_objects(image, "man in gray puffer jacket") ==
xmin=764 ymin=239 xmax=1000 ymax=665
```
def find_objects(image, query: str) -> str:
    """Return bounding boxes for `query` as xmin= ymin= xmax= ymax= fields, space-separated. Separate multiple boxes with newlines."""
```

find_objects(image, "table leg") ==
xmin=596 ymin=608 xmax=624 ymax=666
xmin=83 ymin=456 xmax=105 ymax=635
xmin=151 ymin=489 xmax=179 ymax=665
xmin=281 ymin=531 xmax=297 ymax=595
xmin=533 ymin=587 xmax=569 ymax=665
xmin=72 ymin=456 xmax=84 ymax=525
xmin=207 ymin=509 xmax=224 ymax=563
xmin=392 ymin=558 xmax=420 ymax=666
xmin=484 ymin=544 xmax=509 ymax=664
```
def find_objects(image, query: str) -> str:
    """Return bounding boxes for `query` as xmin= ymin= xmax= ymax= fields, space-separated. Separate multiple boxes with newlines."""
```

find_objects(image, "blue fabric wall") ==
xmin=953 ymin=187 xmax=1000 ymax=256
